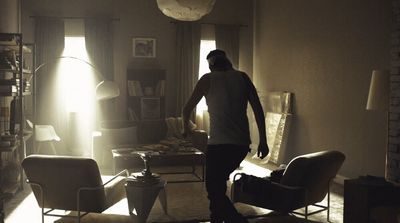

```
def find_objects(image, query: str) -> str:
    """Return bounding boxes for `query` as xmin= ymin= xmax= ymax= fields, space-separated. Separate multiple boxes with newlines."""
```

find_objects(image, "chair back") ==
xmin=34 ymin=125 xmax=61 ymax=142
xmin=280 ymin=150 xmax=345 ymax=204
xmin=22 ymin=155 xmax=107 ymax=212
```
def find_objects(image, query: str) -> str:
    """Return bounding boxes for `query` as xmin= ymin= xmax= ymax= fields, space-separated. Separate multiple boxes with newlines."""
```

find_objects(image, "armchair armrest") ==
xmin=269 ymin=168 xmax=285 ymax=183
xmin=25 ymin=180 xmax=45 ymax=208
xmin=79 ymin=169 xmax=129 ymax=194
xmin=77 ymin=169 xmax=129 ymax=212
xmin=102 ymin=169 xmax=129 ymax=186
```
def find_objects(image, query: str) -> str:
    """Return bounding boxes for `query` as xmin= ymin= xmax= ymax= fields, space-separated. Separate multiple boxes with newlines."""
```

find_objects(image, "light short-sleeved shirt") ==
xmin=205 ymin=70 xmax=251 ymax=146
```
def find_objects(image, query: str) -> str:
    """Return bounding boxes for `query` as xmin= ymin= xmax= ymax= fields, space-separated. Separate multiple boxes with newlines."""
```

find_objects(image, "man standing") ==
xmin=183 ymin=49 xmax=268 ymax=223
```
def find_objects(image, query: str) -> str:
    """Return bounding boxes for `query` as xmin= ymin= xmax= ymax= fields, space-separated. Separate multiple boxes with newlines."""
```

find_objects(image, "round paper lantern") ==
xmin=157 ymin=0 xmax=216 ymax=21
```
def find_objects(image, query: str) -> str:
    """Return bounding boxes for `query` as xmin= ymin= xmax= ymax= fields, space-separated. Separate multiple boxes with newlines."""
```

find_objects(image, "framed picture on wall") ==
xmin=132 ymin=37 xmax=156 ymax=58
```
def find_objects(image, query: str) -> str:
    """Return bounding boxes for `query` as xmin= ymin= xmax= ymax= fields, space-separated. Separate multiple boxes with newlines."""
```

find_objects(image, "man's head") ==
xmin=206 ymin=49 xmax=233 ymax=71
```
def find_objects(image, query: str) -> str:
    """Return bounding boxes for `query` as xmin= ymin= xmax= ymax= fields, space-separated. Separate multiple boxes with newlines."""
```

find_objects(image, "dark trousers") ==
xmin=206 ymin=144 xmax=249 ymax=223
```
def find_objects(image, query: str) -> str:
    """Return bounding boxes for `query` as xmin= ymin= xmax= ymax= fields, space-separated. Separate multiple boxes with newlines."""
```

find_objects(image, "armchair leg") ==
xmin=305 ymin=205 xmax=308 ymax=220
xmin=49 ymin=142 xmax=57 ymax=155
xmin=41 ymin=207 xmax=44 ymax=223
xmin=327 ymin=183 xmax=331 ymax=222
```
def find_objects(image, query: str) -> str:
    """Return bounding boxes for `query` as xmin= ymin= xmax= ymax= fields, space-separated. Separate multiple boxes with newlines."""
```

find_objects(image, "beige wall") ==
xmin=20 ymin=0 xmax=253 ymax=118
xmin=0 ymin=0 xmax=20 ymax=32
xmin=253 ymin=0 xmax=392 ymax=178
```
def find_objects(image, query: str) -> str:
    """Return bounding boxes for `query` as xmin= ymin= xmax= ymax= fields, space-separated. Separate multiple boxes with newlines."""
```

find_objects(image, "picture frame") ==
xmin=132 ymin=37 xmax=156 ymax=58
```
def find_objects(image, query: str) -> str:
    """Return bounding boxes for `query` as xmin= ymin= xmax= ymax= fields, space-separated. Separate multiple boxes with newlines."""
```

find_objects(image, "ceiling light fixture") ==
xmin=156 ymin=0 xmax=216 ymax=21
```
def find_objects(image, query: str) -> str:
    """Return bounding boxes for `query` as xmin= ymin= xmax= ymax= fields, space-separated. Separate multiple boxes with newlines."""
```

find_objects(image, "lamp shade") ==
xmin=366 ymin=70 xmax=389 ymax=111
xmin=95 ymin=80 xmax=120 ymax=101
xmin=34 ymin=56 xmax=120 ymax=101
xmin=156 ymin=0 xmax=216 ymax=21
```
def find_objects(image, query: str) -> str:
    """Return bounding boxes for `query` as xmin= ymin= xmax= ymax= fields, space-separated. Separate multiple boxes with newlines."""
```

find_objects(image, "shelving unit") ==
xmin=126 ymin=69 xmax=167 ymax=143
xmin=0 ymin=33 xmax=33 ymax=220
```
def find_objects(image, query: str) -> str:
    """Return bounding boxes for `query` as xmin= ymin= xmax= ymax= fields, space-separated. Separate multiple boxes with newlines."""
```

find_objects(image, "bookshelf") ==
xmin=126 ymin=69 xmax=166 ymax=143
xmin=0 ymin=33 xmax=33 ymax=208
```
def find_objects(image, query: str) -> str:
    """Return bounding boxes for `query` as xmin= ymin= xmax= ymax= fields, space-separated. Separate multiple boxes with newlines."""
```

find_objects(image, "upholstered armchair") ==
xmin=92 ymin=120 xmax=138 ymax=168
xmin=21 ymin=155 xmax=128 ymax=223
xmin=231 ymin=150 xmax=345 ymax=221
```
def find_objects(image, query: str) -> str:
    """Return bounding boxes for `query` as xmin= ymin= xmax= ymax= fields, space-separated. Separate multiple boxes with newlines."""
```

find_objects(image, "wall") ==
xmin=0 ymin=0 xmax=19 ymax=32
xmin=253 ymin=0 xmax=392 ymax=178
xmin=20 ymin=0 xmax=253 ymax=119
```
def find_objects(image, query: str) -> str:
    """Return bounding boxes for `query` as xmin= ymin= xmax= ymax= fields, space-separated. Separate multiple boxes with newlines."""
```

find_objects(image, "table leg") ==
xmin=158 ymin=187 xmax=168 ymax=214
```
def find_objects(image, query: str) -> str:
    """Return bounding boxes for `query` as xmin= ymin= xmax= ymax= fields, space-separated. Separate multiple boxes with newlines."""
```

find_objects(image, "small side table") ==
xmin=125 ymin=152 xmax=168 ymax=223
xmin=125 ymin=178 xmax=167 ymax=222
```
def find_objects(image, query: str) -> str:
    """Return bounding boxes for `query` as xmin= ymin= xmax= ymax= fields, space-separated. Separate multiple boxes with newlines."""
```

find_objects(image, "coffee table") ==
xmin=112 ymin=146 xmax=205 ymax=183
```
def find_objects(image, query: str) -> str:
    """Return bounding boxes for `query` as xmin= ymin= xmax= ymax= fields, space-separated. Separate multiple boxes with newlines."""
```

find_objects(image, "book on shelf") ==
xmin=0 ymin=85 xmax=17 ymax=94
xmin=0 ymin=79 xmax=16 ymax=85
xmin=0 ymin=97 xmax=11 ymax=135
xmin=128 ymin=107 xmax=139 ymax=121
xmin=155 ymin=80 xmax=165 ymax=96
xmin=0 ymin=50 xmax=17 ymax=71
xmin=5 ymin=45 xmax=32 ymax=53
xmin=127 ymin=80 xmax=135 ymax=96
xmin=0 ymin=71 xmax=14 ymax=80
xmin=0 ymin=35 xmax=17 ymax=45
xmin=127 ymin=80 xmax=143 ymax=96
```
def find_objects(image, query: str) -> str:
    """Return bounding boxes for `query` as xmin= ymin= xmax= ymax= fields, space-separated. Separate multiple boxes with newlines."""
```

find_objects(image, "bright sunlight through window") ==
xmin=196 ymin=40 xmax=216 ymax=114
xmin=59 ymin=37 xmax=96 ymax=155
xmin=61 ymin=37 xmax=95 ymax=114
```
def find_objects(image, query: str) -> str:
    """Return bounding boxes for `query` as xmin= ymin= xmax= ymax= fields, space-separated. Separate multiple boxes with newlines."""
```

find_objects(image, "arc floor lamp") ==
xmin=29 ymin=56 xmax=120 ymax=155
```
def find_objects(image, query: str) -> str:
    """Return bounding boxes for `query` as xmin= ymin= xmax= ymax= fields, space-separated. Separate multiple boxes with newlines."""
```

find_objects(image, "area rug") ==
xmin=53 ymin=182 xmax=273 ymax=223
xmin=5 ymin=160 xmax=339 ymax=223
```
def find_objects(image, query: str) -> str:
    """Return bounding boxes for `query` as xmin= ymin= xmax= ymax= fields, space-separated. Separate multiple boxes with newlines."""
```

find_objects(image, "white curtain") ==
xmin=215 ymin=24 xmax=240 ymax=69
xmin=85 ymin=18 xmax=115 ymax=123
xmin=34 ymin=18 xmax=66 ymax=154
xmin=175 ymin=22 xmax=201 ymax=118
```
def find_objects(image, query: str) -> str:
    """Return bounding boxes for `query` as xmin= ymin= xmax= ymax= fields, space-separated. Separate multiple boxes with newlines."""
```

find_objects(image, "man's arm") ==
xmin=243 ymin=74 xmax=269 ymax=159
xmin=182 ymin=74 xmax=210 ymax=137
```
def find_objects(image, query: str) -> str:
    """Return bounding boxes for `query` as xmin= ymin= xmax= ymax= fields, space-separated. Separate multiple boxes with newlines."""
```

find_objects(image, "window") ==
xmin=196 ymin=40 xmax=216 ymax=114
xmin=59 ymin=36 xmax=96 ymax=155
xmin=60 ymin=36 xmax=95 ymax=114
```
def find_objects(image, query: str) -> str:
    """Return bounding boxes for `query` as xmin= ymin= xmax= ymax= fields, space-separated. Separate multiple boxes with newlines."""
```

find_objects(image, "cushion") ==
xmin=165 ymin=117 xmax=197 ymax=138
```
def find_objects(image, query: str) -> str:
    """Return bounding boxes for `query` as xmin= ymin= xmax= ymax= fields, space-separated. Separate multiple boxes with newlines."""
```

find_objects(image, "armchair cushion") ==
xmin=232 ymin=173 xmax=305 ymax=212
